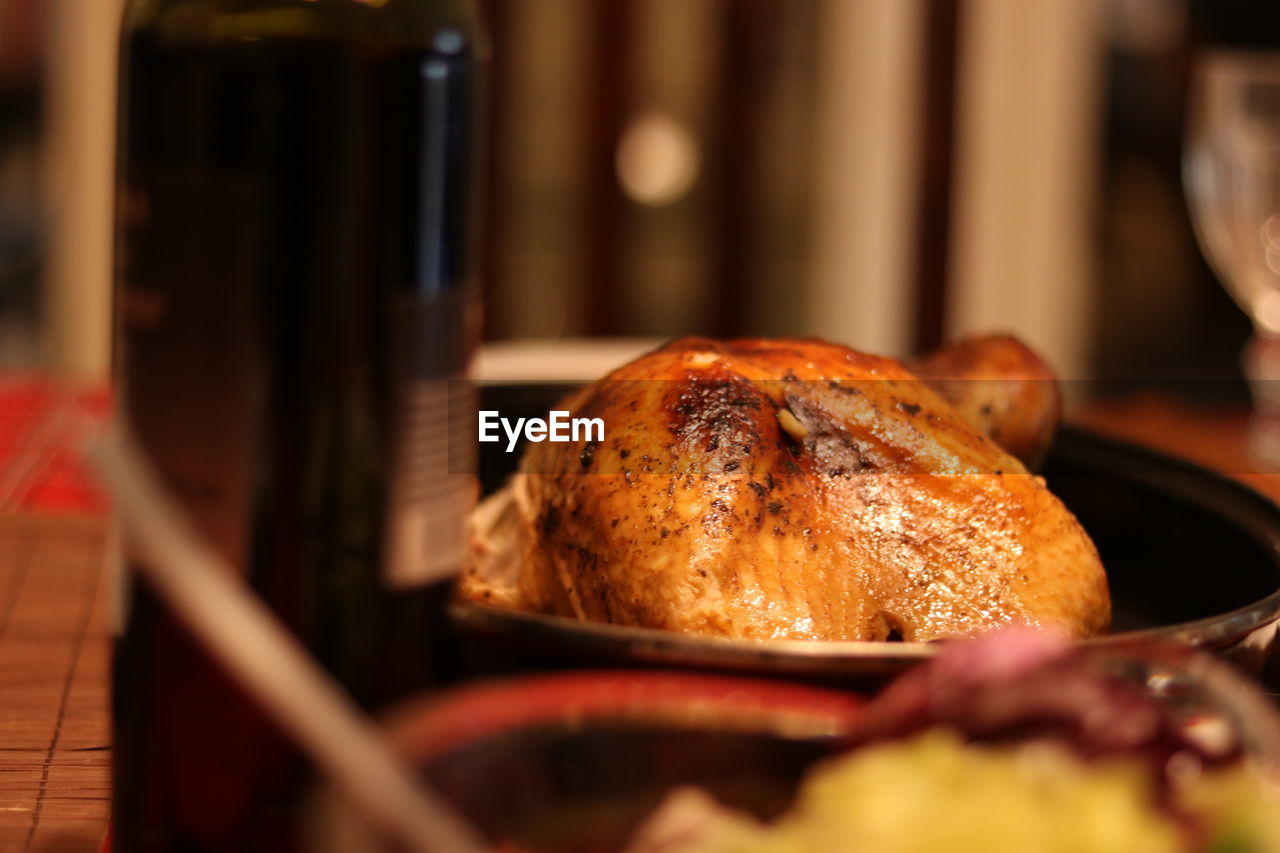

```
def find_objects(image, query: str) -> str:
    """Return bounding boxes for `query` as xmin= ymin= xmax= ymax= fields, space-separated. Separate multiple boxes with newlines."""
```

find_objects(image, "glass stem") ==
xmin=1243 ymin=329 xmax=1280 ymax=469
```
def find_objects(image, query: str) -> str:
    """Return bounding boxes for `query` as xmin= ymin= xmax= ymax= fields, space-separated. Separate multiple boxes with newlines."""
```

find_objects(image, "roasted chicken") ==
xmin=462 ymin=336 xmax=1109 ymax=642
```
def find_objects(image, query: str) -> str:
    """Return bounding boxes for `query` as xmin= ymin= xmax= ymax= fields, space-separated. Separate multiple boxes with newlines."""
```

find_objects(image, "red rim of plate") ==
xmin=387 ymin=670 xmax=866 ymax=763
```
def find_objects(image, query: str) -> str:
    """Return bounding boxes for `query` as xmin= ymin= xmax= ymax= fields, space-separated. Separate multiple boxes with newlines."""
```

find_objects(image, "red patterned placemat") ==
xmin=0 ymin=376 xmax=110 ymax=515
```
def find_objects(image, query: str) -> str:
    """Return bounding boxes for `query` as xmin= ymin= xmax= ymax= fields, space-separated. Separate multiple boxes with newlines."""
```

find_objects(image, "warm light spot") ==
xmin=1256 ymin=290 xmax=1280 ymax=336
xmin=434 ymin=29 xmax=464 ymax=54
xmin=616 ymin=113 xmax=700 ymax=206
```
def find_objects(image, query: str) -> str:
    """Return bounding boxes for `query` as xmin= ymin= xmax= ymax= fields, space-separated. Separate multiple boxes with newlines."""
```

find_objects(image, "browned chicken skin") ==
xmin=462 ymin=337 xmax=1110 ymax=642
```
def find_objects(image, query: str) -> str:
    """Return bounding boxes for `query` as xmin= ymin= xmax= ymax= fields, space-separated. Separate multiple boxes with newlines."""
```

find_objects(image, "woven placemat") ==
xmin=0 ymin=514 xmax=109 ymax=852
xmin=0 ymin=377 xmax=110 ymax=851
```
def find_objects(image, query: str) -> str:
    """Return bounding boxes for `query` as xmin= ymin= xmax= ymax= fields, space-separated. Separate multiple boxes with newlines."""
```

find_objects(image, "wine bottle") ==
xmin=111 ymin=1 xmax=486 ymax=849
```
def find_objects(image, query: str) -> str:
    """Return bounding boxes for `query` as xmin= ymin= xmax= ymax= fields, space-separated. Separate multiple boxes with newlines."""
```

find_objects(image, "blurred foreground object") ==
xmin=627 ymin=631 xmax=1280 ymax=853
xmin=87 ymin=421 xmax=486 ymax=853
xmin=318 ymin=633 xmax=1280 ymax=852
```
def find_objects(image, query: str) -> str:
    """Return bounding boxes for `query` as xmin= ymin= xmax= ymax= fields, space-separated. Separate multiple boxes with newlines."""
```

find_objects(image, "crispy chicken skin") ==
xmin=461 ymin=337 xmax=1110 ymax=642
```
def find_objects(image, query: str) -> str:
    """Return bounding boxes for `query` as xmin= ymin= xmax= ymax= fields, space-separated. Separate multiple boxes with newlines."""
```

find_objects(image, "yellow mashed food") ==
xmin=647 ymin=731 xmax=1280 ymax=853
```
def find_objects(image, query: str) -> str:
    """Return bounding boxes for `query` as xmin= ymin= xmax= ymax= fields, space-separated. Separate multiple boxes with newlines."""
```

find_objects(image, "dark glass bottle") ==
xmin=111 ymin=1 xmax=485 ymax=849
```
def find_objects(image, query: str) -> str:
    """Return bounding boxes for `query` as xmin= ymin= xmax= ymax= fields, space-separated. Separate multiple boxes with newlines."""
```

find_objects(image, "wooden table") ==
xmin=0 ymin=393 xmax=1275 ymax=853
xmin=1072 ymin=395 xmax=1280 ymax=504
xmin=0 ymin=514 xmax=109 ymax=853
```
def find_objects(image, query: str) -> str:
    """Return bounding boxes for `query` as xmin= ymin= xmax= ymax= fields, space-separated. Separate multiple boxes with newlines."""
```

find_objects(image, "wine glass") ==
xmin=1184 ymin=50 xmax=1280 ymax=467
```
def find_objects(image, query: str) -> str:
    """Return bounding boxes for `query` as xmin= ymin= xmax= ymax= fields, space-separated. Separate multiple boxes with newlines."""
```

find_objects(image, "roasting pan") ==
xmin=449 ymin=384 xmax=1280 ymax=688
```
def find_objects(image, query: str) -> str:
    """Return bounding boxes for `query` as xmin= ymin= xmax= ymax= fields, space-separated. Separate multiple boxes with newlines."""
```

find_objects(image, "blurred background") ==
xmin=7 ymin=0 xmax=1280 ymax=393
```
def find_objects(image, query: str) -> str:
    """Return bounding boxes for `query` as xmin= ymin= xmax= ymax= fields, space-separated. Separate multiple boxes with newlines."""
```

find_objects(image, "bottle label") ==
xmin=383 ymin=291 xmax=478 ymax=589
xmin=384 ymin=379 xmax=475 ymax=588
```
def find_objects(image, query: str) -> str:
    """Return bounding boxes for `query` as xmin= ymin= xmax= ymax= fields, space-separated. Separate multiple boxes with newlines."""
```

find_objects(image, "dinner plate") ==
xmin=310 ymin=645 xmax=1280 ymax=852
xmin=452 ymin=383 xmax=1280 ymax=688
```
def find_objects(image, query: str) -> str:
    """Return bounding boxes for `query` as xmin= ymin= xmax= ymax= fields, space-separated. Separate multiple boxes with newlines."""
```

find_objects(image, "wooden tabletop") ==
xmin=1071 ymin=395 xmax=1280 ymax=503
xmin=0 ymin=514 xmax=109 ymax=853
xmin=0 ymin=392 xmax=1275 ymax=853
